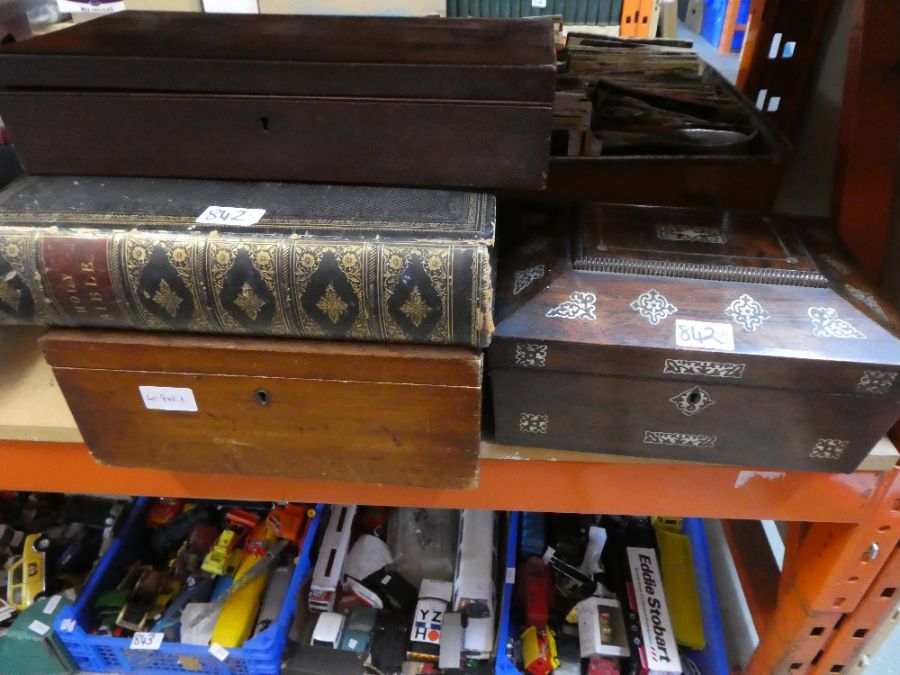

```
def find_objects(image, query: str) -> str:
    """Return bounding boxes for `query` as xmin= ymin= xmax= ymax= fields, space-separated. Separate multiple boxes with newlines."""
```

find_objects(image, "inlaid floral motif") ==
xmin=630 ymin=289 xmax=677 ymax=325
xmin=808 ymin=307 xmax=866 ymax=339
xmin=513 ymin=265 xmax=545 ymax=295
xmin=546 ymin=292 xmax=597 ymax=321
xmin=809 ymin=438 xmax=848 ymax=460
xmin=725 ymin=293 xmax=771 ymax=332
xmin=515 ymin=343 xmax=548 ymax=368
xmin=519 ymin=413 xmax=549 ymax=434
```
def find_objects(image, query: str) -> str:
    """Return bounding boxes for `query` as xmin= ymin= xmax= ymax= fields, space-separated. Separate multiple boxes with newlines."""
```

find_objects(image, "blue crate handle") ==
xmin=682 ymin=518 xmax=729 ymax=675
xmin=494 ymin=511 xmax=521 ymax=675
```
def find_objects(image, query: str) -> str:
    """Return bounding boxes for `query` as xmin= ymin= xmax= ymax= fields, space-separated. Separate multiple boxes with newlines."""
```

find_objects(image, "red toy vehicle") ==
xmin=518 ymin=557 xmax=553 ymax=629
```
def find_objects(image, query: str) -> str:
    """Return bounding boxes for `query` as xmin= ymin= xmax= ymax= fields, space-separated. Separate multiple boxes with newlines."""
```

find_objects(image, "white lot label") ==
xmin=196 ymin=206 xmax=266 ymax=226
xmin=675 ymin=319 xmax=735 ymax=351
xmin=57 ymin=0 xmax=124 ymax=13
xmin=130 ymin=632 xmax=164 ymax=650
xmin=209 ymin=643 xmax=230 ymax=661
xmin=139 ymin=386 xmax=198 ymax=412
xmin=532 ymin=0 xmax=547 ymax=6
xmin=28 ymin=620 xmax=50 ymax=636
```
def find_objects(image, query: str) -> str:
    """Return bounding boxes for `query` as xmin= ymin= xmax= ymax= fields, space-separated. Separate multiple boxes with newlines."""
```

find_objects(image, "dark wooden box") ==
xmin=40 ymin=330 xmax=483 ymax=489
xmin=505 ymin=66 xmax=790 ymax=209
xmin=489 ymin=205 xmax=900 ymax=472
xmin=0 ymin=12 xmax=556 ymax=190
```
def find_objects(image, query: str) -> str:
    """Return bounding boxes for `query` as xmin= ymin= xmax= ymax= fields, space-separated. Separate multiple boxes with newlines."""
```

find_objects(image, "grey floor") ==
xmin=676 ymin=20 xmax=740 ymax=84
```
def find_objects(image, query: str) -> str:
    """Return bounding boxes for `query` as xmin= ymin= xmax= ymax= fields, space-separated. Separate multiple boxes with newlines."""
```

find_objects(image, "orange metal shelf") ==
xmin=0 ymin=439 xmax=891 ymax=523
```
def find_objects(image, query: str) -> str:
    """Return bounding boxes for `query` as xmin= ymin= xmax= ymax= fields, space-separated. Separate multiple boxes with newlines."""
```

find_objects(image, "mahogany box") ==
xmin=0 ymin=12 xmax=555 ymax=190
xmin=40 ymin=329 xmax=483 ymax=489
xmin=505 ymin=59 xmax=790 ymax=209
xmin=489 ymin=204 xmax=900 ymax=472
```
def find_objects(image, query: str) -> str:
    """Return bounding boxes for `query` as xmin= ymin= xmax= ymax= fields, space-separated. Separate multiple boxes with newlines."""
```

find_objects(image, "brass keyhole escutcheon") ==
xmin=254 ymin=388 xmax=270 ymax=406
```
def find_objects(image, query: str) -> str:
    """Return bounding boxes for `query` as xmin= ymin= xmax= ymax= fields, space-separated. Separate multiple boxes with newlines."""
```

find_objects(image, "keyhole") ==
xmin=259 ymin=116 xmax=269 ymax=132
xmin=254 ymin=388 xmax=270 ymax=406
xmin=688 ymin=389 xmax=701 ymax=405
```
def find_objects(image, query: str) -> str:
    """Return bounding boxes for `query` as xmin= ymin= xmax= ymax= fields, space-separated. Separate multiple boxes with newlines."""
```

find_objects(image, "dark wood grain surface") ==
xmin=491 ymin=368 xmax=897 ymax=473
xmin=0 ymin=12 xmax=557 ymax=101
xmin=41 ymin=330 xmax=483 ymax=488
xmin=0 ymin=93 xmax=552 ymax=189
xmin=0 ymin=12 xmax=555 ymax=189
xmin=489 ymin=204 xmax=900 ymax=472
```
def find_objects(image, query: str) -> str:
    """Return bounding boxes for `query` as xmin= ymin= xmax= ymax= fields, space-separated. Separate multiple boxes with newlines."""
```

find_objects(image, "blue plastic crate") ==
xmin=494 ymin=511 xmax=520 ymax=675
xmin=701 ymin=0 xmax=750 ymax=51
xmin=495 ymin=514 xmax=728 ymax=674
xmin=53 ymin=498 xmax=322 ymax=675
xmin=681 ymin=518 xmax=729 ymax=675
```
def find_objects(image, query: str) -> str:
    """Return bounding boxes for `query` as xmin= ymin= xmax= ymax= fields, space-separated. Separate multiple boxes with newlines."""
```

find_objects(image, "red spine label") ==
xmin=39 ymin=234 xmax=129 ymax=325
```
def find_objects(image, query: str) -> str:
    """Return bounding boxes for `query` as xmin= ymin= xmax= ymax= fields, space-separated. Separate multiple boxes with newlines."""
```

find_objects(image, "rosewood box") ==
xmin=41 ymin=329 xmax=483 ymax=489
xmin=0 ymin=12 xmax=555 ymax=190
xmin=489 ymin=205 xmax=900 ymax=472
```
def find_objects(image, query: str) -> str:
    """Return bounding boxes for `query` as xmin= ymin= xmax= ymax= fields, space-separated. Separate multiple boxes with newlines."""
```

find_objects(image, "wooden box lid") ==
xmin=0 ymin=12 xmax=556 ymax=103
xmin=491 ymin=205 xmax=900 ymax=398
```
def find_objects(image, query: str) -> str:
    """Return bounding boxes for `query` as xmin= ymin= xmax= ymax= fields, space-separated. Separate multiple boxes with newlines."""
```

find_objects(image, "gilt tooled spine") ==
xmin=0 ymin=228 xmax=494 ymax=348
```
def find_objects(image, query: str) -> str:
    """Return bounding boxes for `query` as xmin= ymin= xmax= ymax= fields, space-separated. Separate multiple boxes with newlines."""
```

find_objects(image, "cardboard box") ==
xmin=257 ymin=0 xmax=444 ymax=16
xmin=685 ymin=0 xmax=703 ymax=33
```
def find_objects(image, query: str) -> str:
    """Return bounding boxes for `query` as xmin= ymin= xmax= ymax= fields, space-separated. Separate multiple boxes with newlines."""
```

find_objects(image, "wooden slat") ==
xmin=722 ymin=519 xmax=781 ymax=631
xmin=833 ymin=0 xmax=900 ymax=278
xmin=734 ymin=0 xmax=833 ymax=137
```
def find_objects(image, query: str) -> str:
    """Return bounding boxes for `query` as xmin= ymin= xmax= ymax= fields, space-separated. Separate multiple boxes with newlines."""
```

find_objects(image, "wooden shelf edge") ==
xmin=0 ymin=439 xmax=893 ymax=524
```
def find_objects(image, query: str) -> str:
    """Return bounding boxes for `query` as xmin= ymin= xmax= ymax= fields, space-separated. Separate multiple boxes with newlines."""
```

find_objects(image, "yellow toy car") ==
xmin=202 ymin=530 xmax=237 ymax=576
xmin=5 ymin=534 xmax=46 ymax=611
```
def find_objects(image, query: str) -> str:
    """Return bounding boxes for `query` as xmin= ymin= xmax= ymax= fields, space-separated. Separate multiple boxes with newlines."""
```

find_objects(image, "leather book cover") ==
xmin=0 ymin=176 xmax=495 ymax=347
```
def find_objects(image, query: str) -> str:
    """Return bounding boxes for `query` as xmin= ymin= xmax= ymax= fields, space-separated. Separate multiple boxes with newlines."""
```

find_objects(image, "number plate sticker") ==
xmin=130 ymin=632 xmax=164 ymax=650
xmin=675 ymin=319 xmax=735 ymax=351
xmin=196 ymin=206 xmax=266 ymax=226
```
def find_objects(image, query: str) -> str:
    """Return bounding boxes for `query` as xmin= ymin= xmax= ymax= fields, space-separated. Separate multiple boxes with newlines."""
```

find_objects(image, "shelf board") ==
xmin=0 ymin=439 xmax=893 ymax=523
xmin=0 ymin=326 xmax=79 ymax=443
xmin=0 ymin=326 xmax=896 ymax=521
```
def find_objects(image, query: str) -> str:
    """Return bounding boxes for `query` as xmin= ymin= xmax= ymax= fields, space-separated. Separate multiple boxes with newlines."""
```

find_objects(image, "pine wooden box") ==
xmin=40 ymin=330 xmax=483 ymax=488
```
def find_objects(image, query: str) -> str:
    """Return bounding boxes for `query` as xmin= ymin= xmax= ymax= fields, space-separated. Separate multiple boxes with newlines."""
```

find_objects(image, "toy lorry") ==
xmin=202 ymin=509 xmax=260 ymax=576
xmin=521 ymin=625 xmax=560 ymax=675
xmin=309 ymin=505 xmax=356 ymax=612
xmin=407 ymin=579 xmax=453 ymax=662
